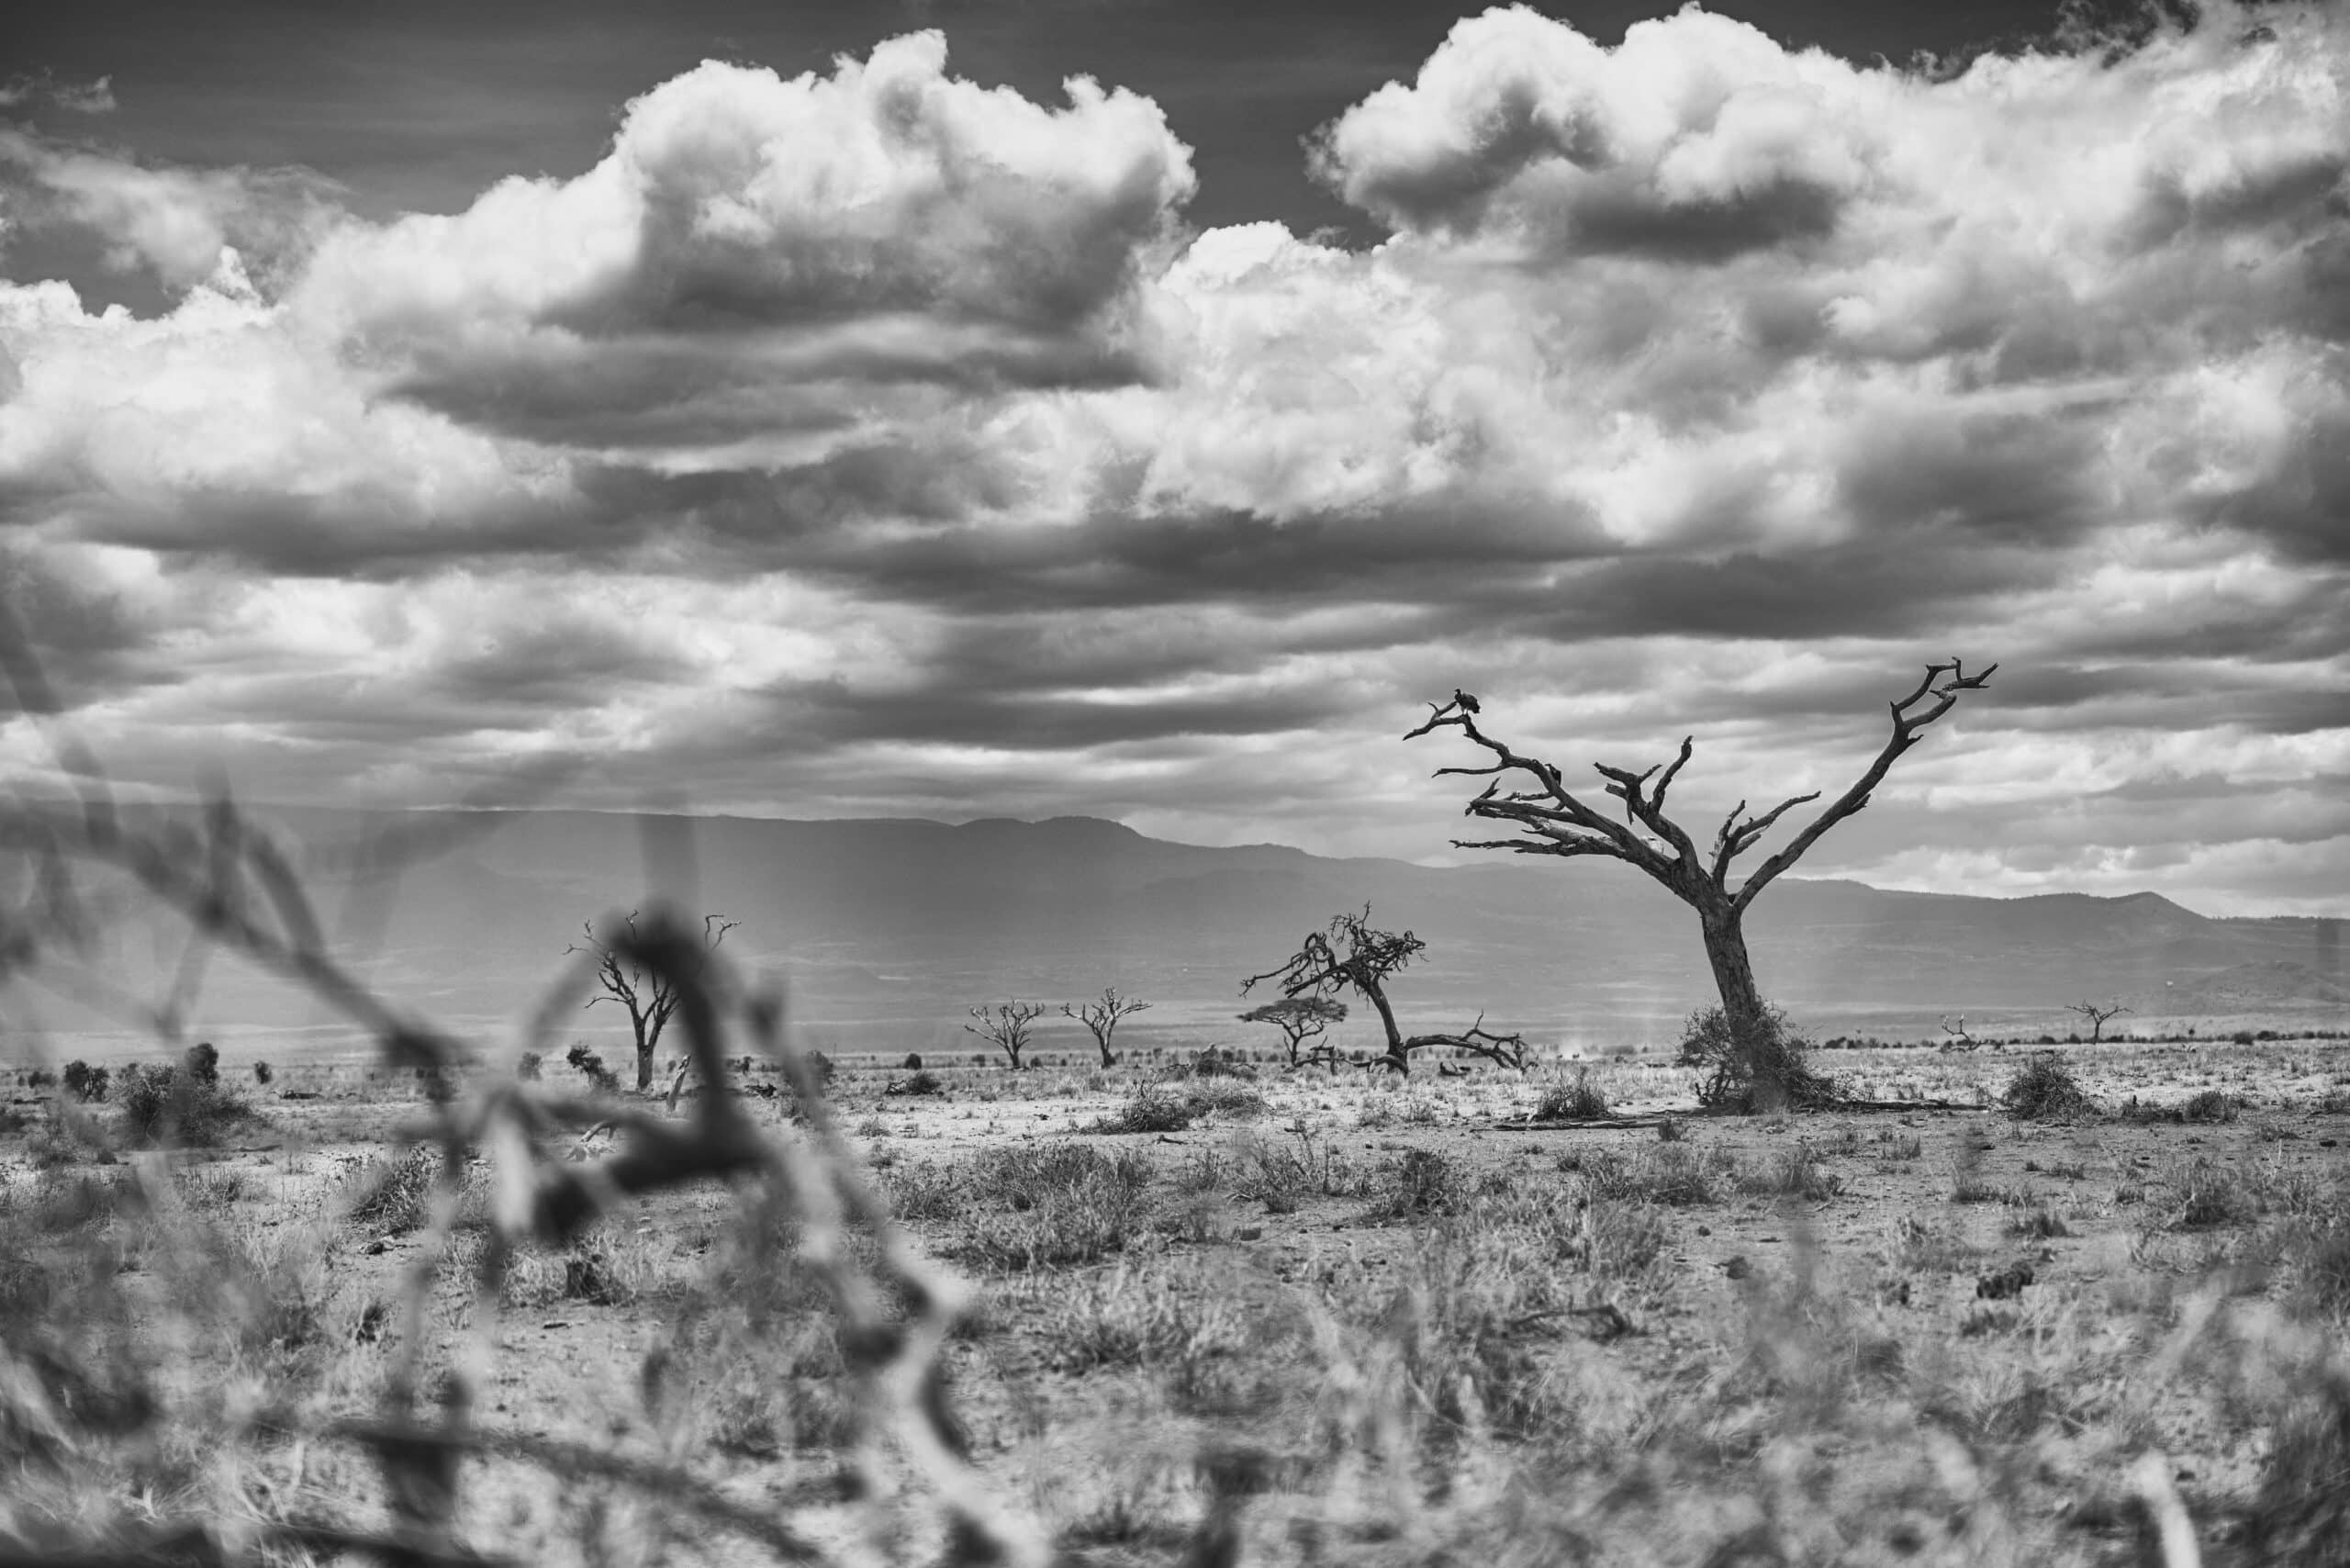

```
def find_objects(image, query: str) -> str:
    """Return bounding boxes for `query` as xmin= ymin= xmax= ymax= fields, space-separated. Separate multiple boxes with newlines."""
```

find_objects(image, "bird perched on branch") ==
xmin=1452 ymin=689 xmax=1481 ymax=714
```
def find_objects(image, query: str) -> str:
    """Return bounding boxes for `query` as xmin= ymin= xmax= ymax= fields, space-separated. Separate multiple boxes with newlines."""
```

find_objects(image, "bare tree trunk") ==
xmin=634 ymin=1025 xmax=655 ymax=1092
xmin=1699 ymin=906 xmax=1767 ymax=1039
xmin=1360 ymin=982 xmax=1408 ymax=1073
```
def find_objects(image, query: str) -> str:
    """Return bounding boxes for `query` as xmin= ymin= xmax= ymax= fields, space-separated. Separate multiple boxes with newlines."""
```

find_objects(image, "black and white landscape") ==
xmin=32 ymin=806 xmax=2350 ymax=1058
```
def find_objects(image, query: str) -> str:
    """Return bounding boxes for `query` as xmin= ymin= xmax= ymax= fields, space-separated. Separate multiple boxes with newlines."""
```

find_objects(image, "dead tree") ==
xmin=569 ymin=911 xmax=736 ymax=1092
xmin=1939 ymin=1015 xmax=1980 ymax=1053
xmin=1238 ymin=995 xmax=1348 ymax=1070
xmin=1241 ymin=906 xmax=1528 ymax=1075
xmin=966 ymin=1000 xmax=1048 ymax=1070
xmin=1407 ymin=660 xmax=1994 ymax=1110
xmin=2065 ymin=999 xmax=2131 ymax=1042
xmin=1062 ymin=987 xmax=1151 ymax=1067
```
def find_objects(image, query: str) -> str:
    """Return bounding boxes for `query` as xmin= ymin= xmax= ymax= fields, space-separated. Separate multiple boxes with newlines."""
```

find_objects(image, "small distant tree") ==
xmin=1407 ymin=661 xmax=1993 ymax=1111
xmin=184 ymin=1041 xmax=219 ymax=1086
xmin=1062 ymin=987 xmax=1152 ymax=1067
xmin=62 ymin=1059 xmax=109 ymax=1102
xmin=1939 ymin=1015 xmax=1980 ymax=1053
xmin=2065 ymin=999 xmax=2131 ymax=1043
xmin=516 ymin=1050 xmax=544 ymax=1081
xmin=252 ymin=1060 xmax=273 ymax=1086
xmin=1242 ymin=906 xmax=1528 ymax=1075
xmin=966 ymin=1002 xmax=1049 ymax=1070
xmin=569 ymin=911 xmax=736 ymax=1092
xmin=1238 ymin=995 xmax=1348 ymax=1070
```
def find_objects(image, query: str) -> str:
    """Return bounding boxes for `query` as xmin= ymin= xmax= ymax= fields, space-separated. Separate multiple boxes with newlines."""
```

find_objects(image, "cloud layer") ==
xmin=2 ymin=6 xmax=2345 ymax=916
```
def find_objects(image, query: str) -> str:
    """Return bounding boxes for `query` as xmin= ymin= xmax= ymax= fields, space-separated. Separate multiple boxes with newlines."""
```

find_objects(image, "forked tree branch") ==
xmin=1407 ymin=659 xmax=1994 ymax=913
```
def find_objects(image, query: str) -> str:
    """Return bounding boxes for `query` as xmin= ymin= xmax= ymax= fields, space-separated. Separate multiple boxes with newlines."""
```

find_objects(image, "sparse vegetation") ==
xmin=565 ymin=1040 xmax=620 ymax=1094
xmin=1533 ymin=1068 xmax=1609 ymax=1120
xmin=2001 ymin=1053 xmax=2098 ymax=1121
xmin=8 ymin=644 xmax=2350 ymax=1568
xmin=114 ymin=1058 xmax=260 ymax=1148
xmin=1678 ymin=1002 xmax=1839 ymax=1113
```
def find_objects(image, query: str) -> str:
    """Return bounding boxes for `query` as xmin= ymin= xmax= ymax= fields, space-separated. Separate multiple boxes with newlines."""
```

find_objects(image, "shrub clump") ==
xmin=565 ymin=1043 xmax=619 ymax=1095
xmin=1371 ymin=1148 xmax=1468 ymax=1218
xmin=929 ymin=1144 xmax=1158 ymax=1270
xmin=344 ymin=1147 xmax=440 ymax=1236
xmin=115 ymin=1060 xmax=261 ymax=1148
xmin=1534 ymin=1069 xmax=1609 ymax=1121
xmin=2000 ymin=1054 xmax=2098 ymax=1122
xmin=2181 ymin=1088 xmax=2238 ymax=1124
xmin=1089 ymin=1087 xmax=1198 ymax=1135
xmin=1678 ymin=1004 xmax=1838 ymax=1114
xmin=1181 ymin=1046 xmax=1258 ymax=1080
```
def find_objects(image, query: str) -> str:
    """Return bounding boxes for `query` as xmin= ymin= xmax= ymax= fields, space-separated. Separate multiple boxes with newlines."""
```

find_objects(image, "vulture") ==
xmin=1453 ymin=689 xmax=1482 ymax=714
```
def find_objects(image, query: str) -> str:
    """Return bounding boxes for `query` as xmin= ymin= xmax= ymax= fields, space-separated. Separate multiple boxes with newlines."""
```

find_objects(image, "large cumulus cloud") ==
xmin=291 ymin=34 xmax=1198 ymax=462
xmin=1 ymin=8 xmax=2346 ymax=917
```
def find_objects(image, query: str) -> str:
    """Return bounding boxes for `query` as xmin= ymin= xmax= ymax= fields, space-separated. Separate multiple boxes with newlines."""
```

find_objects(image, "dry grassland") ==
xmin=6 ymin=1035 xmax=2349 ymax=1567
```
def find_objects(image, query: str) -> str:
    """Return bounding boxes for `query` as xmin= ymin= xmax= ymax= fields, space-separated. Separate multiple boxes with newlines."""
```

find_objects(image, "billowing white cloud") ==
xmin=0 ymin=263 xmax=576 ymax=567
xmin=0 ymin=8 xmax=2344 ymax=917
xmin=289 ymin=35 xmax=1197 ymax=463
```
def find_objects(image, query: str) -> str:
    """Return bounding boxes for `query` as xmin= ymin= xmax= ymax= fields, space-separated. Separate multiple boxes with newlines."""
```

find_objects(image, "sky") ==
xmin=0 ymin=0 xmax=2344 ymax=918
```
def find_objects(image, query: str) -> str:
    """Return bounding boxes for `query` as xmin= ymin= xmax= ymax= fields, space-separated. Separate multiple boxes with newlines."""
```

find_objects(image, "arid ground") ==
xmin=5 ymin=1032 xmax=2350 ymax=1567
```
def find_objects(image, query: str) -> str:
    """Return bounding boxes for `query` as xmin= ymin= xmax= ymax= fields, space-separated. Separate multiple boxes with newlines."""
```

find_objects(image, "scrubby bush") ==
xmin=1678 ymin=1003 xmax=1838 ymax=1114
xmin=1089 ymin=1086 xmax=1199 ymax=1134
xmin=1181 ymin=1046 xmax=1257 ymax=1080
xmin=344 ymin=1147 xmax=441 ymax=1236
xmin=887 ymin=1069 xmax=945 ymax=1098
xmin=1535 ymin=1069 xmax=1609 ymax=1120
xmin=1182 ymin=1081 xmax=1268 ymax=1119
xmin=1371 ymin=1148 xmax=1468 ymax=1218
xmin=516 ymin=1050 xmax=543 ymax=1081
xmin=183 ymin=1041 xmax=219 ymax=1086
xmin=565 ymin=1042 xmax=619 ymax=1094
xmin=61 ymin=1060 xmax=109 ymax=1103
xmin=2000 ymin=1054 xmax=2097 ymax=1121
xmin=2182 ymin=1089 xmax=2239 ymax=1124
xmin=115 ymin=1060 xmax=260 ymax=1148
xmin=252 ymin=1060 xmax=273 ymax=1086
xmin=896 ymin=1144 xmax=1158 ymax=1270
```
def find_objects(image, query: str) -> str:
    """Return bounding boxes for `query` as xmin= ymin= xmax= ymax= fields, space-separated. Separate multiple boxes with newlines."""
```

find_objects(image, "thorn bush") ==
xmin=1678 ymin=1004 xmax=1839 ymax=1114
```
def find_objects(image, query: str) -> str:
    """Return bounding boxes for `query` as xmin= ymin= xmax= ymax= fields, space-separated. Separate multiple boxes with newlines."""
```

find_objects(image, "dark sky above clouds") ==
xmin=1 ymin=0 xmax=2344 ymax=916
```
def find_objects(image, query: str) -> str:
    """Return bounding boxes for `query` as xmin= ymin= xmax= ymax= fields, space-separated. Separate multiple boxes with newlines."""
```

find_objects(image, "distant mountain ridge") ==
xmin=10 ymin=807 xmax=2344 ymax=1058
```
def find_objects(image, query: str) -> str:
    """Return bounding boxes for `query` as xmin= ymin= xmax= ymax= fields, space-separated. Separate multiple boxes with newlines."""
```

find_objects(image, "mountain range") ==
xmin=9 ymin=808 xmax=2344 ymax=1060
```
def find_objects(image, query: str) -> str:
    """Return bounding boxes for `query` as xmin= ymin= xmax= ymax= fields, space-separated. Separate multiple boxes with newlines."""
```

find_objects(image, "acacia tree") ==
xmin=2065 ymin=999 xmax=2131 ymax=1042
xmin=1238 ymin=995 xmax=1349 ymax=1070
xmin=1242 ymin=906 xmax=1527 ymax=1075
xmin=1406 ymin=661 xmax=1994 ymax=1109
xmin=569 ymin=910 xmax=737 ymax=1091
xmin=1062 ymin=987 xmax=1151 ymax=1067
xmin=967 ymin=1000 xmax=1049 ymax=1070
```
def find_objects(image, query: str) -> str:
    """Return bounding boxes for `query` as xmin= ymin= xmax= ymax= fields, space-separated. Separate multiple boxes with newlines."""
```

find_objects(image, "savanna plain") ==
xmin=6 ymin=1018 xmax=2350 ymax=1568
